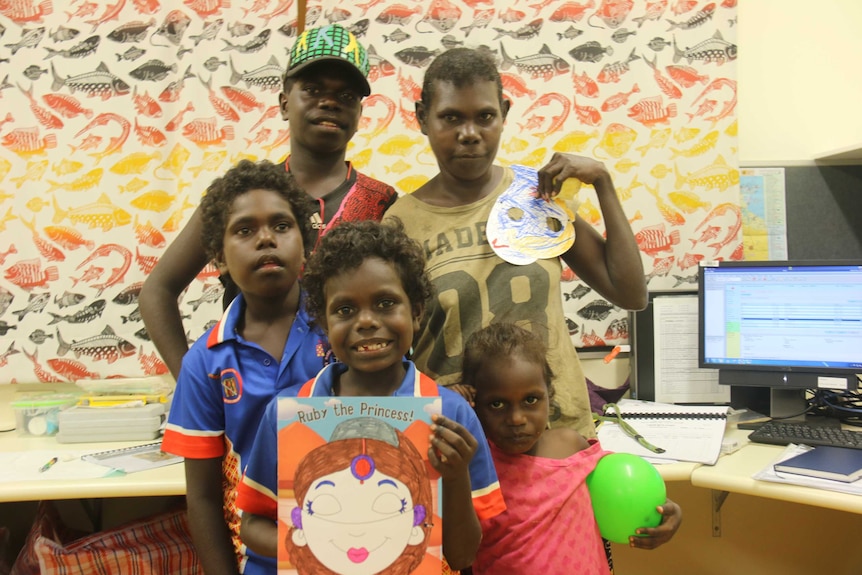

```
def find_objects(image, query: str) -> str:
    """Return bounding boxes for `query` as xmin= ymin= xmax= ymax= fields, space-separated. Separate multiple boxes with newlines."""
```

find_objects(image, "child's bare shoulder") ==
xmin=538 ymin=427 xmax=590 ymax=459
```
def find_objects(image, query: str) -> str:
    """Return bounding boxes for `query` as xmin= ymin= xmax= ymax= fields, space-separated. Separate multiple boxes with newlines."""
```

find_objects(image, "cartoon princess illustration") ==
xmin=286 ymin=416 xmax=433 ymax=575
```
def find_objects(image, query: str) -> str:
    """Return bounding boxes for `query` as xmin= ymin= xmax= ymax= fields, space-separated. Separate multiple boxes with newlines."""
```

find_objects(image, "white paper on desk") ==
xmin=597 ymin=399 xmax=729 ymax=465
xmin=0 ymin=449 xmax=112 ymax=483
xmin=753 ymin=444 xmax=862 ymax=496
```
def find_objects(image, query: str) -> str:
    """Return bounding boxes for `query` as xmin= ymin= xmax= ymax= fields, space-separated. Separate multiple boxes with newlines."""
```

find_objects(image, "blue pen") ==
xmin=39 ymin=457 xmax=58 ymax=473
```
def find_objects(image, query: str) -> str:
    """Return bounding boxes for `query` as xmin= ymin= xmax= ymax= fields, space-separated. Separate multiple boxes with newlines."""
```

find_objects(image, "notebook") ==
xmin=596 ymin=399 xmax=729 ymax=465
xmin=82 ymin=441 xmax=182 ymax=473
xmin=773 ymin=446 xmax=862 ymax=483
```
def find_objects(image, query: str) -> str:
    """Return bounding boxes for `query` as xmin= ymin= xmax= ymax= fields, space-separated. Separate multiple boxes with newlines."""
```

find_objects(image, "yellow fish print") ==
xmin=119 ymin=177 xmax=149 ymax=194
xmin=553 ymin=129 xmax=598 ymax=153
xmin=131 ymin=190 xmax=177 ymax=212
xmin=668 ymin=191 xmax=711 ymax=214
xmin=670 ymin=130 xmax=718 ymax=159
xmin=188 ymin=150 xmax=228 ymax=178
xmin=593 ymin=123 xmax=637 ymax=159
xmin=52 ymin=158 xmax=84 ymax=176
xmin=10 ymin=159 xmax=49 ymax=189
xmin=634 ymin=127 xmax=671 ymax=156
xmin=377 ymin=135 xmax=423 ymax=156
xmin=109 ymin=151 xmax=161 ymax=175
xmin=155 ymin=143 xmax=191 ymax=179
xmin=396 ymin=175 xmax=428 ymax=194
xmin=47 ymin=167 xmax=104 ymax=192
xmin=52 ymin=194 xmax=132 ymax=231
xmin=613 ymin=158 xmax=639 ymax=174
xmin=163 ymin=195 xmax=195 ymax=232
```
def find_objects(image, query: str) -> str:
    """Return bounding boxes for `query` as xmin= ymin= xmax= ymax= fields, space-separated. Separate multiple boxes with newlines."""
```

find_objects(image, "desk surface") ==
xmin=0 ymin=382 xmax=185 ymax=503
xmin=691 ymin=436 xmax=862 ymax=514
xmin=3 ymin=384 xmax=862 ymax=514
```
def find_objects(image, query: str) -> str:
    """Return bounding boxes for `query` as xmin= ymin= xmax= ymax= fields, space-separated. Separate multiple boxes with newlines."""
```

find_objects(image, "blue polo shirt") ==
xmin=162 ymin=293 xmax=329 ymax=574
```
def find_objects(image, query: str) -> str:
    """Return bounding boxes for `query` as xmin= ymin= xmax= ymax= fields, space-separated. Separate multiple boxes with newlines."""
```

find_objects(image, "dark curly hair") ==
xmin=302 ymin=218 xmax=433 ymax=326
xmin=461 ymin=323 xmax=556 ymax=400
xmin=199 ymin=159 xmax=315 ymax=263
xmin=420 ymin=47 xmax=504 ymax=109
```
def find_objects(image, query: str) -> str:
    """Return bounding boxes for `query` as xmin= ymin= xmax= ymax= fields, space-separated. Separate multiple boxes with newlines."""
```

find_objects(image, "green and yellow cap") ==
xmin=285 ymin=24 xmax=371 ymax=97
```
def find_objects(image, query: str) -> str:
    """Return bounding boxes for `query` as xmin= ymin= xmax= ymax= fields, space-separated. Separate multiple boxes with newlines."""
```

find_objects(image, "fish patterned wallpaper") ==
xmin=0 ymin=0 xmax=740 ymax=382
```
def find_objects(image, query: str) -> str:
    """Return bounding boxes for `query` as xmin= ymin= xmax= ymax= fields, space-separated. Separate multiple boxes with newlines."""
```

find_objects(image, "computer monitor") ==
xmin=698 ymin=260 xmax=862 ymax=419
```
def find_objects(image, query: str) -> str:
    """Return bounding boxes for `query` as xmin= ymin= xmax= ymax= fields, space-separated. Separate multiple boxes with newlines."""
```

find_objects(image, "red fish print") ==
xmin=589 ymin=0 xmax=633 ymax=28
xmin=634 ymin=223 xmax=680 ymax=256
xmin=220 ymin=85 xmax=264 ymax=113
xmin=549 ymin=1 xmax=594 ymax=23
xmin=572 ymin=68 xmax=599 ymax=98
xmin=42 ymin=93 xmax=93 ymax=119
xmin=632 ymin=0 xmax=667 ymax=27
xmin=134 ymin=119 xmax=167 ymax=147
xmin=2 ymin=126 xmax=57 ymax=156
xmin=581 ymin=328 xmax=606 ymax=347
xmin=375 ymin=4 xmax=422 ymax=25
xmin=135 ymin=246 xmax=159 ymax=274
xmin=134 ymin=216 xmax=167 ymax=248
xmin=694 ymin=203 xmax=741 ymax=256
xmin=4 ymin=258 xmax=59 ymax=289
xmin=627 ymin=96 xmax=677 ymax=126
xmin=184 ymin=0 xmax=230 ymax=18
xmin=85 ymin=0 xmax=128 ymax=32
xmin=165 ymin=101 xmax=195 ymax=132
xmin=417 ymin=0 xmax=461 ymax=33
xmin=132 ymin=87 xmax=163 ymax=118
xmin=521 ymin=93 xmax=571 ymax=139
xmin=201 ymin=75 xmax=239 ymax=122
xmin=572 ymin=97 xmax=602 ymax=126
xmin=23 ymin=349 xmax=65 ymax=383
xmin=76 ymin=243 xmax=133 ymax=295
xmin=43 ymin=225 xmax=95 ymax=250
xmin=665 ymin=64 xmax=709 ymax=88
xmin=0 ymin=0 xmax=53 ymax=23
xmin=18 ymin=83 xmax=63 ymax=129
xmin=47 ymin=357 xmax=100 ymax=380
xmin=601 ymin=83 xmax=639 ymax=112
xmin=500 ymin=73 xmax=536 ymax=99
xmin=182 ymin=117 xmax=235 ymax=146
xmin=139 ymin=347 xmax=170 ymax=375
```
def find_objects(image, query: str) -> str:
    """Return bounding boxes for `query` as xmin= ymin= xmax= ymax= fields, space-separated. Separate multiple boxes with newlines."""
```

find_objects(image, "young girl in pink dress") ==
xmin=462 ymin=323 xmax=682 ymax=575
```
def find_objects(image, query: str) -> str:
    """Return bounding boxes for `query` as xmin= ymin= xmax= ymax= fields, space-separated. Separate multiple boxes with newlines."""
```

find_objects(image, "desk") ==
xmin=0 ymin=383 xmax=185 ymax=504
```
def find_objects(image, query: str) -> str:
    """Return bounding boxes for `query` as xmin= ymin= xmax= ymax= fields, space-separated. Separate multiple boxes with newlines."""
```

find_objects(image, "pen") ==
xmin=39 ymin=457 xmax=58 ymax=473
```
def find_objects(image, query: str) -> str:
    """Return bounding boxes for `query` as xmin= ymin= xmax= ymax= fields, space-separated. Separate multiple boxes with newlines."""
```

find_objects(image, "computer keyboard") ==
xmin=748 ymin=420 xmax=862 ymax=450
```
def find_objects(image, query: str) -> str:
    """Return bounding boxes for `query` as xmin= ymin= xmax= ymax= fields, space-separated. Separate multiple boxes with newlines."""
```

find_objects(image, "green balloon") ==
xmin=586 ymin=453 xmax=666 ymax=544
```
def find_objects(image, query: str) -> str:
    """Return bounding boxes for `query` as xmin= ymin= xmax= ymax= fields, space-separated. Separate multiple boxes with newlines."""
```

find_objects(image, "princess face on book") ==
xmin=286 ymin=418 xmax=433 ymax=575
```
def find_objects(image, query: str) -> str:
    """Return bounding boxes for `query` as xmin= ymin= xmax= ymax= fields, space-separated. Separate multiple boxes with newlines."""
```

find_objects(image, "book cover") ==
xmin=774 ymin=446 xmax=862 ymax=483
xmin=276 ymin=396 xmax=444 ymax=575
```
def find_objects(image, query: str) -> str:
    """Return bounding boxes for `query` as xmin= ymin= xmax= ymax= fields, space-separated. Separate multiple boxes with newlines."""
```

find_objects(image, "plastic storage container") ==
xmin=56 ymin=403 xmax=167 ymax=443
xmin=11 ymin=392 xmax=80 ymax=436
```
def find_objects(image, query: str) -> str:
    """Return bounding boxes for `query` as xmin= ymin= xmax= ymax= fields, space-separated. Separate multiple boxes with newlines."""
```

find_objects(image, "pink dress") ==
xmin=473 ymin=439 xmax=611 ymax=575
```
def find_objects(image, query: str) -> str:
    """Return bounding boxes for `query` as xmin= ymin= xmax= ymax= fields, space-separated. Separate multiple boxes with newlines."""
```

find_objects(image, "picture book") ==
xmin=773 ymin=445 xmax=862 ymax=483
xmin=276 ymin=396 xmax=443 ymax=575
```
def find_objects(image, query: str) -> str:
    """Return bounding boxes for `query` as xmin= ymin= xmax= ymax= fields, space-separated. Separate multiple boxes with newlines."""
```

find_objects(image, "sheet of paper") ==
xmin=0 ymin=449 xmax=112 ymax=482
xmin=740 ymin=167 xmax=788 ymax=261
xmin=653 ymin=295 xmax=729 ymax=404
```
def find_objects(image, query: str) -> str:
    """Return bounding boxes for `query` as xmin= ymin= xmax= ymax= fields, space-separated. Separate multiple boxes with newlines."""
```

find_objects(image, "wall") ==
xmin=737 ymin=1 xmax=862 ymax=164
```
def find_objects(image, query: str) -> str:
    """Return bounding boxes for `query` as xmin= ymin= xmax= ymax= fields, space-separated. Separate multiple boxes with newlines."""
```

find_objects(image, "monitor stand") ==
xmin=730 ymin=386 xmax=809 ymax=422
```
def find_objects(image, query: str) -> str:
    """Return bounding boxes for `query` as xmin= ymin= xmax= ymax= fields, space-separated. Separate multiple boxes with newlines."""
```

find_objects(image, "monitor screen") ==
xmin=698 ymin=261 xmax=862 ymax=393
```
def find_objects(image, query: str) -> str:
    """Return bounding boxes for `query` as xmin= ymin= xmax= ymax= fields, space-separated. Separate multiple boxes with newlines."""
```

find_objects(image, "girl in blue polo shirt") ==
xmin=236 ymin=219 xmax=505 ymax=573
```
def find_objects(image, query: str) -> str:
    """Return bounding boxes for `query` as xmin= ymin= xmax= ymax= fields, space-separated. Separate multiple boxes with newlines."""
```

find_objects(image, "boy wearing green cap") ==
xmin=140 ymin=23 xmax=397 ymax=381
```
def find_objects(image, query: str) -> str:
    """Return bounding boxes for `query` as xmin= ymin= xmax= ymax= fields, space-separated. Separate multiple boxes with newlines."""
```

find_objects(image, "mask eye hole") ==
xmin=546 ymin=217 xmax=563 ymax=232
xmin=507 ymin=207 xmax=524 ymax=222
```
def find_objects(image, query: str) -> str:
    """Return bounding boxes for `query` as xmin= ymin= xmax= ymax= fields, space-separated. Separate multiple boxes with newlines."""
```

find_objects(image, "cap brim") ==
xmin=285 ymin=58 xmax=371 ymax=97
